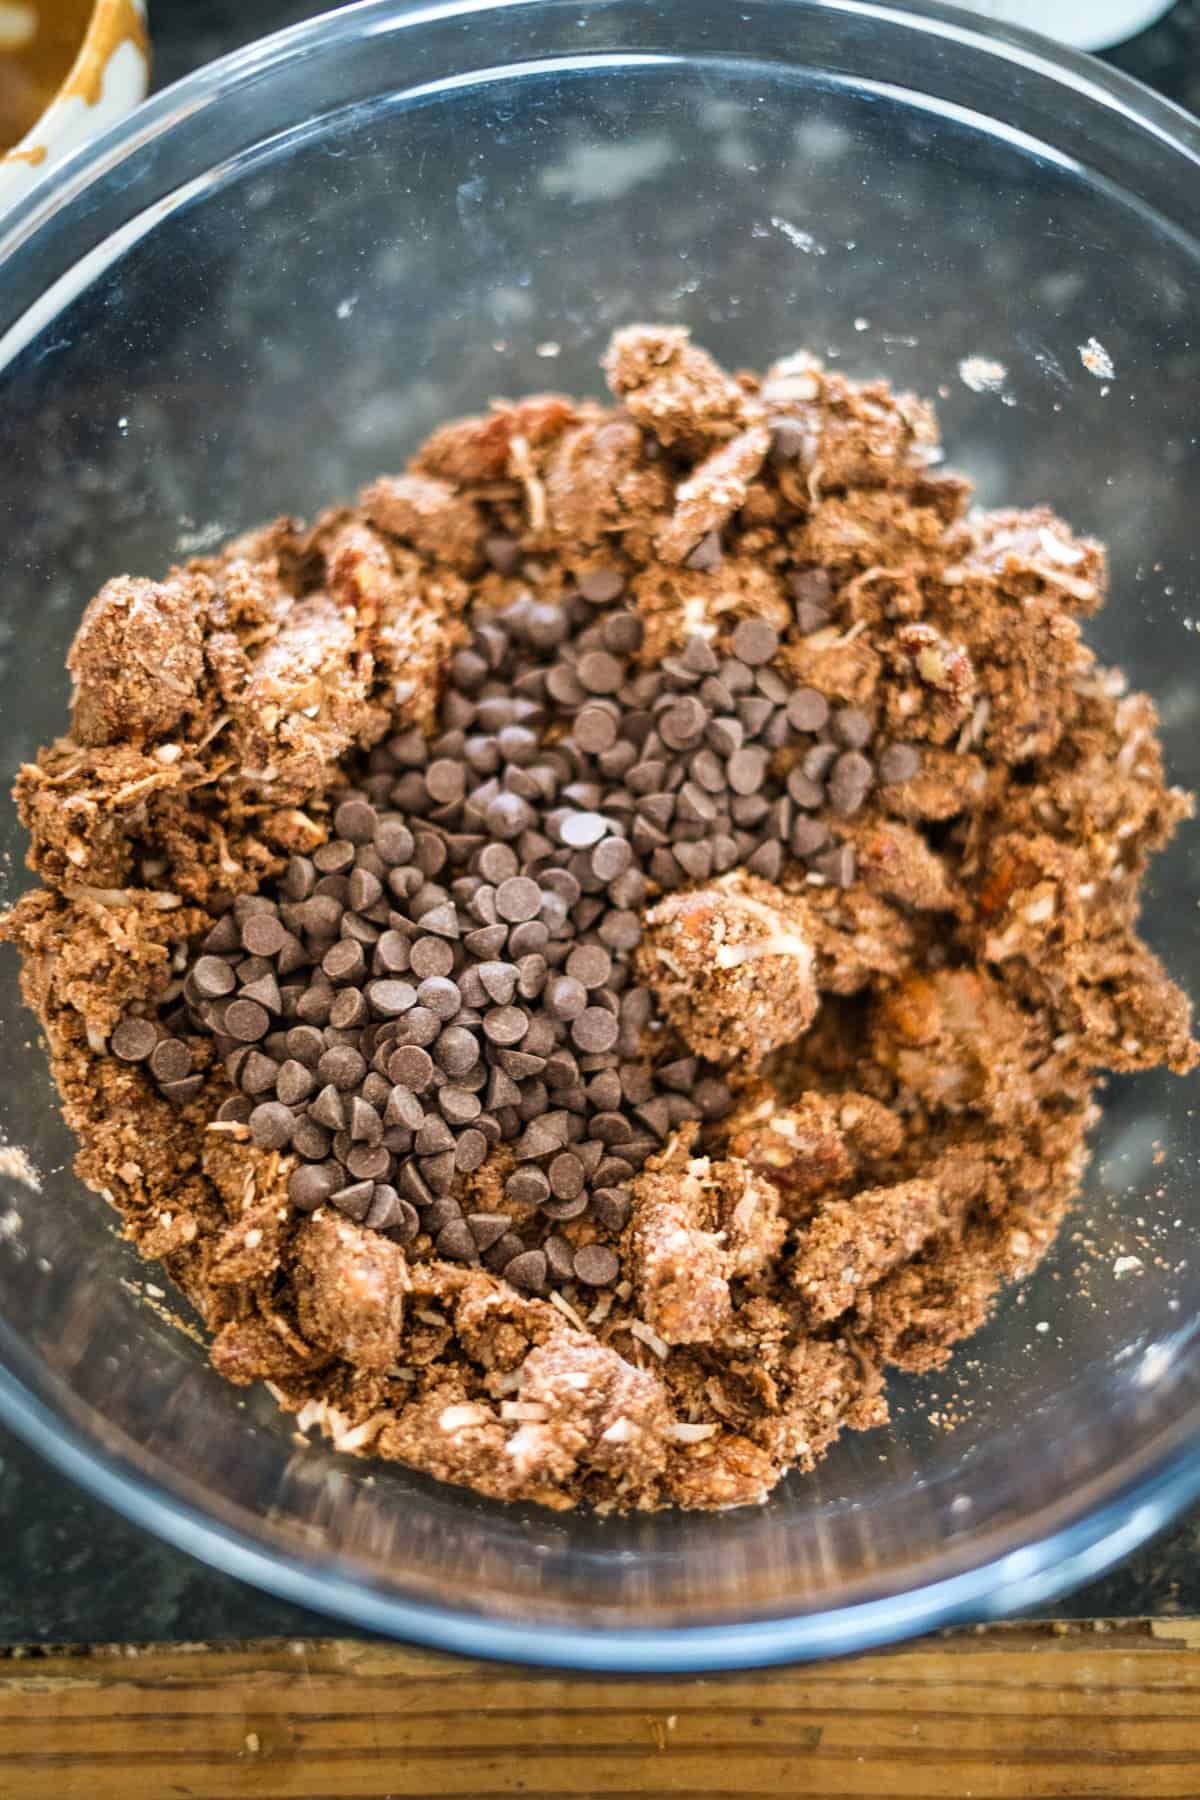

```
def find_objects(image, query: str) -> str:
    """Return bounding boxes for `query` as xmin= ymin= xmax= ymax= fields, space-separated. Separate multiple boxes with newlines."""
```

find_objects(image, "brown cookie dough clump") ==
xmin=638 ymin=875 xmax=819 ymax=1062
xmin=2 ymin=325 xmax=1194 ymax=1513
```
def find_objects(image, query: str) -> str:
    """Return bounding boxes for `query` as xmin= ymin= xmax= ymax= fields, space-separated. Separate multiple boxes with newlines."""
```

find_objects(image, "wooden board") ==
xmin=2 ymin=1621 xmax=1198 ymax=1798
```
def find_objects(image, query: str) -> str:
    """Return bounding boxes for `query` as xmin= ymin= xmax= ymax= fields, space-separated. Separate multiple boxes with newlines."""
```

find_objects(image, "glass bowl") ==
xmin=1 ymin=0 xmax=1199 ymax=1672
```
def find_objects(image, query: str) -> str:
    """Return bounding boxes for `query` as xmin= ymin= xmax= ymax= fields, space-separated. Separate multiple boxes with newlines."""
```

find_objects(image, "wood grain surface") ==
xmin=2 ymin=1621 xmax=1199 ymax=1798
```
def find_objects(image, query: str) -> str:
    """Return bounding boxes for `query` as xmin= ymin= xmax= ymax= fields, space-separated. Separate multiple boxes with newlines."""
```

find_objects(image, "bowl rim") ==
xmin=4 ymin=1354 xmax=1200 ymax=1668
xmin=2 ymin=0 xmax=1200 ymax=1670
xmin=2 ymin=0 xmax=1199 ymax=260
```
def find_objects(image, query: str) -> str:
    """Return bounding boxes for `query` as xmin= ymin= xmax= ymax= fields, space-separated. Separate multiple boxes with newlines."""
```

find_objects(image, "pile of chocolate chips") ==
xmin=113 ymin=567 xmax=919 ymax=1294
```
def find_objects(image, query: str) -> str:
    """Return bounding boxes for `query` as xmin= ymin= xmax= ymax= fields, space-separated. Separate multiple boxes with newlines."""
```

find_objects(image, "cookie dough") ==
xmin=2 ymin=325 xmax=1194 ymax=1512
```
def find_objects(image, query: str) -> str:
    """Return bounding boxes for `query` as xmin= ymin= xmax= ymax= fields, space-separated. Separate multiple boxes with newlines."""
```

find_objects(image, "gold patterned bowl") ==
xmin=0 ymin=0 xmax=148 ymax=208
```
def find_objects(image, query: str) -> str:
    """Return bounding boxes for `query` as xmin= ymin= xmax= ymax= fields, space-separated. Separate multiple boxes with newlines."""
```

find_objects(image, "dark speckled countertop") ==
xmin=1 ymin=0 xmax=1198 ymax=1647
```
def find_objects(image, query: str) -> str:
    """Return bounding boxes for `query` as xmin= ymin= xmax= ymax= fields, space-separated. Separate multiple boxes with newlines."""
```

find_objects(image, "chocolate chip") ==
xmin=393 ymin=1009 xmax=438 ymax=1053
xmin=436 ymin=1219 xmax=478 ymax=1261
xmin=559 ymin=810 xmax=608 ymax=849
xmin=384 ymin=1197 xmax=422 ymax=1245
xmin=309 ymin=1085 xmax=347 ymax=1133
xmin=546 ymin=976 xmax=587 ymax=1021
xmin=289 ymin=1163 xmax=340 ymax=1211
xmin=727 ymin=746 xmax=768 ymax=795
xmin=787 ymin=687 xmax=830 ymax=734
xmin=240 ymin=971 xmax=283 ymax=1015
xmin=420 ymin=1150 xmax=456 ymax=1195
xmin=348 ymin=867 xmax=383 ymax=912
xmin=803 ymin=742 xmax=838 ymax=782
xmin=331 ymin=1179 xmax=375 ymax=1221
xmin=790 ymin=817 xmax=830 ymax=858
xmin=419 ymin=902 xmax=460 ymax=940
xmin=157 ymin=1073 xmax=205 ymax=1105
xmin=573 ymin=1244 xmax=619 ymax=1287
xmin=578 ymin=566 xmax=625 ymax=603
xmin=283 ymin=857 xmax=317 ymax=902
xmin=598 ymin=909 xmax=641 ymax=952
xmin=737 ymin=695 xmax=773 ymax=739
xmin=409 ymin=936 xmax=454 ymax=981
xmin=317 ymin=1045 xmax=367 ymax=1091
xmin=548 ymin=1151 xmax=585 ymax=1199
xmin=695 ymin=1077 xmax=732 ymax=1118
xmin=389 ymin=1045 xmax=434 ymax=1091
xmin=249 ymin=1101 xmax=294 ymax=1150
xmin=424 ymin=758 xmax=464 ymax=805
xmin=756 ymin=665 xmax=789 ymax=704
xmin=202 ymin=913 xmax=242 ymax=954
xmin=433 ymin=1025 xmax=478 ymax=1078
xmin=350 ymin=1096 xmax=383 ymax=1144
xmin=660 ymin=697 xmax=708 ymax=751
xmin=674 ymin=842 xmax=712 ymax=882
xmin=576 ymin=650 xmax=623 ymax=695
xmin=240 ymin=913 xmax=288 ymax=958
xmin=111 ymin=1017 xmax=158 ymax=1062
xmin=292 ymin=1117 xmax=332 ymax=1161
xmin=484 ymin=533 xmax=522 ymax=574
xmin=365 ymin=979 xmax=417 ymax=1019
xmin=790 ymin=565 xmax=832 ymax=611
xmin=416 ymin=1110 xmax=456 ymax=1155
xmin=146 ymin=1038 xmax=190 ymax=1084
xmin=879 ymin=742 xmax=922 ymax=784
xmin=454 ymin=1128 xmax=490 ymax=1173
xmin=329 ymin=988 xmax=369 ymax=1030
xmin=544 ymin=1234 xmax=577 ymax=1283
xmin=333 ymin=798 xmax=377 ymax=843
xmin=274 ymin=1059 xmax=314 ymax=1106
xmin=494 ymin=875 xmax=541 ymax=922
xmin=346 ymin=1143 xmax=392 ymax=1182
xmin=468 ymin=1212 xmax=512 ymax=1252
xmin=787 ymin=767 xmax=824 ymax=809
xmin=732 ymin=618 xmax=779 ymax=666
xmin=603 ymin=612 xmax=643 ymax=656
xmin=685 ymin=530 xmax=722 ymax=571
xmin=382 ymin=1085 xmax=422 ymax=1132
xmin=769 ymin=416 xmax=808 ymax=463
xmin=565 ymin=944 xmax=612 ymax=989
xmin=374 ymin=820 xmax=414 ymax=866
xmin=575 ymin=706 xmax=618 ymax=754
xmin=506 ymin=1167 xmax=550 ymax=1206
xmin=592 ymin=1188 xmax=630 ymax=1231
xmin=504 ymin=1248 xmax=547 ymax=1292
xmin=193 ymin=956 xmax=237 ymax=999
xmin=484 ymin=1005 xmax=528 ymax=1046
xmin=314 ymin=840 xmax=355 ymax=875
xmin=508 ymin=919 xmax=549 ymax=958
xmin=360 ymin=1184 xmax=400 ymax=1231
xmin=440 ymin=1085 xmax=481 ymax=1125
xmin=748 ymin=840 xmax=784 ymax=880
xmin=828 ymin=750 xmax=874 ymax=817
xmin=814 ymin=843 xmax=857 ymax=886
xmin=225 ymin=998 xmax=270 ymax=1043
xmin=833 ymin=706 xmax=873 ymax=750
xmin=478 ymin=1229 xmax=520 ymax=1273
xmin=572 ymin=1007 xmax=619 ymax=1053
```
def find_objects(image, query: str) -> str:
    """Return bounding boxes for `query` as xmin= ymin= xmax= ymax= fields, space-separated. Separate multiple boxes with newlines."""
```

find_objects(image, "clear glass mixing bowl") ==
xmin=0 ymin=0 xmax=1198 ymax=1671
